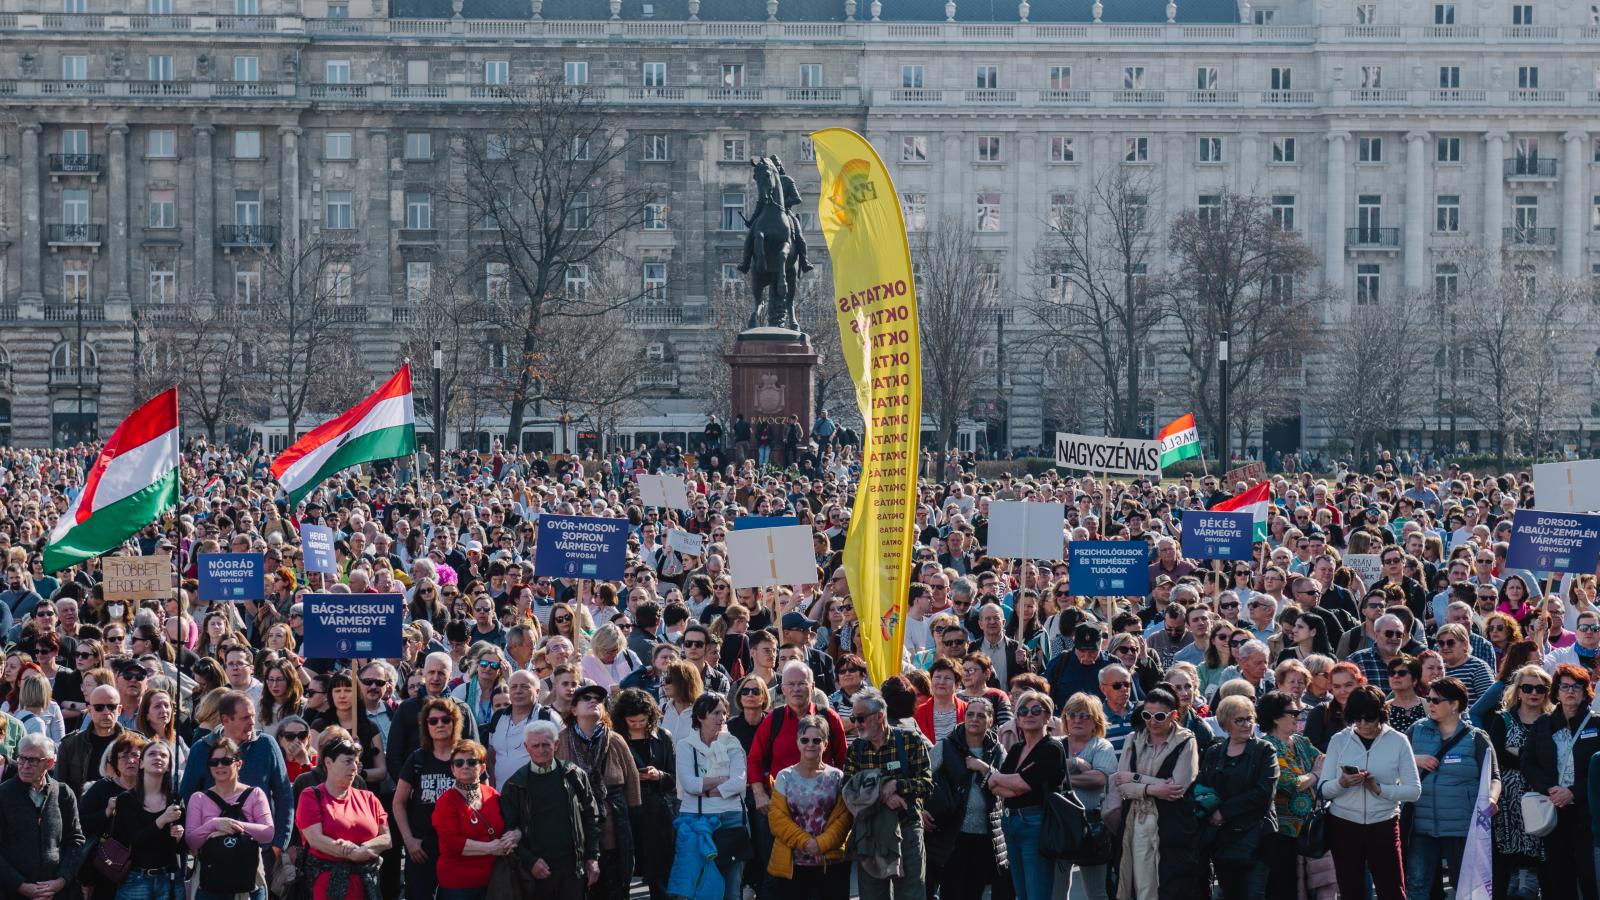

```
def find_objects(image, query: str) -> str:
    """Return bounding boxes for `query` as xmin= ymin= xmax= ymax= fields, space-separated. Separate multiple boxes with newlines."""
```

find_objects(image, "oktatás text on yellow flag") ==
xmin=812 ymin=128 xmax=922 ymax=685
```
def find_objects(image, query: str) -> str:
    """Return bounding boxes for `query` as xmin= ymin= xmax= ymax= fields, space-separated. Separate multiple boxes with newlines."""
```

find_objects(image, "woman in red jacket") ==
xmin=431 ymin=739 xmax=521 ymax=900
xmin=915 ymin=658 xmax=968 ymax=742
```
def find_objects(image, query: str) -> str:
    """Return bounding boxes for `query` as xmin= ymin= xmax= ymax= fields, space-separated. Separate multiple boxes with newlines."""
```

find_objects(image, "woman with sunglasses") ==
xmin=394 ymin=697 xmax=463 ymax=900
xmin=55 ymin=636 xmax=102 ymax=731
xmin=312 ymin=671 xmax=389 ymax=788
xmin=984 ymin=689 xmax=1065 ymax=900
xmin=431 ymin=739 xmax=516 ymax=900
xmin=81 ymin=732 xmax=149 ymax=900
xmin=186 ymin=736 xmax=276 ymax=900
xmin=1317 ymin=685 xmax=1419 ymax=900
xmin=1408 ymin=675 xmax=1501 ymax=898
xmin=924 ymin=697 xmax=1006 ymax=900
xmin=1198 ymin=622 xmax=1235 ymax=700
xmin=767 ymin=713 xmax=851 ymax=900
xmin=1109 ymin=684 xmax=1198 ymax=900
xmin=549 ymin=602 xmax=591 ymax=653
xmin=1195 ymin=694 xmax=1278 ymax=900
xmin=1484 ymin=663 xmax=1553 ymax=897
xmin=274 ymin=714 xmax=316 ymax=782
xmin=1526 ymin=663 xmax=1600 ymax=900
xmin=1383 ymin=654 xmax=1427 ymax=734
xmin=615 ymin=688 xmax=677 ymax=900
xmin=296 ymin=739 xmax=392 ymax=900
xmin=452 ymin=644 xmax=510 ymax=727
xmin=1258 ymin=690 xmax=1330 ymax=899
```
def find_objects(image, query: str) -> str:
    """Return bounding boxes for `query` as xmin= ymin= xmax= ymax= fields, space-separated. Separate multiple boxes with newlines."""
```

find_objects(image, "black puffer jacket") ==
xmin=924 ymin=730 xmax=1008 ymax=871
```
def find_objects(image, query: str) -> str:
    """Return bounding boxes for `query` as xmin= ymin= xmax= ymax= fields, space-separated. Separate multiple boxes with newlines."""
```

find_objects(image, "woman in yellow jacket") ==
xmin=767 ymin=714 xmax=853 ymax=900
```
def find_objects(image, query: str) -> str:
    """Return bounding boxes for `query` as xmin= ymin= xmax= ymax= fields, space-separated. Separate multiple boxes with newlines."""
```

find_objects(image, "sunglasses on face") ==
xmin=281 ymin=731 xmax=309 ymax=742
xmin=1017 ymin=705 xmax=1047 ymax=717
xmin=91 ymin=703 xmax=118 ymax=712
xmin=1103 ymin=681 xmax=1130 ymax=691
xmin=427 ymin=716 xmax=453 ymax=725
xmin=682 ymin=640 xmax=706 ymax=649
xmin=796 ymin=736 xmax=825 ymax=746
xmin=209 ymin=756 xmax=239 ymax=768
xmin=451 ymin=758 xmax=481 ymax=768
xmin=1141 ymin=710 xmax=1171 ymax=723
xmin=1519 ymin=683 xmax=1549 ymax=694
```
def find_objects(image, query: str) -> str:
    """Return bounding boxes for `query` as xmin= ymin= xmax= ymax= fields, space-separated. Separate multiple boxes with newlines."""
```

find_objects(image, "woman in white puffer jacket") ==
xmin=1315 ymin=684 xmax=1421 ymax=900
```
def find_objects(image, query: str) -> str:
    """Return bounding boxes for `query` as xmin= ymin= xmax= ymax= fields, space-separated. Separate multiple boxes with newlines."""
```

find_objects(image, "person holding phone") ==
xmin=1317 ymin=685 xmax=1420 ymax=900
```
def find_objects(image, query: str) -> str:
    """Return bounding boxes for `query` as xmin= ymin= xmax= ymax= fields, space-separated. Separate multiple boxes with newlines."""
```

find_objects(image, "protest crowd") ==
xmin=0 ymin=427 xmax=1591 ymax=900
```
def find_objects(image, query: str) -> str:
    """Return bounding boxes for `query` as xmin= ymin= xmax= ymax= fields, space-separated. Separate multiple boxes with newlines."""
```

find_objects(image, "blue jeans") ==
xmin=116 ymin=870 xmax=182 ymax=900
xmin=1405 ymin=832 xmax=1466 ymax=900
xmin=758 ymin=445 xmax=771 ymax=466
xmin=1002 ymin=807 xmax=1054 ymax=900
xmin=715 ymin=809 xmax=746 ymax=900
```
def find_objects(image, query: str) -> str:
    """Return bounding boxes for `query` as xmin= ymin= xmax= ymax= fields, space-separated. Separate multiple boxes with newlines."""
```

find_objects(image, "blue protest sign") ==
xmin=1506 ymin=509 xmax=1600 ymax=574
xmin=197 ymin=553 xmax=264 ymax=602
xmin=1068 ymin=541 xmax=1151 ymax=597
xmin=1182 ymin=511 xmax=1255 ymax=561
xmin=535 ymin=515 xmax=629 ymax=580
xmin=300 ymin=524 xmax=338 ymax=575
xmin=733 ymin=516 xmax=801 ymax=530
xmin=302 ymin=592 xmax=403 ymax=659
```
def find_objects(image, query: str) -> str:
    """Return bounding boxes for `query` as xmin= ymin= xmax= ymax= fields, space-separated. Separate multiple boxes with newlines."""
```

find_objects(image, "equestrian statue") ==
xmin=738 ymin=154 xmax=813 ymax=332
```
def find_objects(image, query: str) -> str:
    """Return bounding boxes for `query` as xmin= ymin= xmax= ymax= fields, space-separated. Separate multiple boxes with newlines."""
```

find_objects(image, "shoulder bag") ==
xmin=91 ymin=792 xmax=133 ymax=884
xmin=692 ymin=745 xmax=752 ymax=863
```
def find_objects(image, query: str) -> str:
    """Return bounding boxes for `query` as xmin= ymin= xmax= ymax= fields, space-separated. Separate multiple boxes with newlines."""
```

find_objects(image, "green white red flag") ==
xmin=1156 ymin=413 xmax=1201 ymax=467
xmin=1211 ymin=480 xmax=1272 ymax=542
xmin=271 ymin=364 xmax=416 ymax=508
xmin=43 ymin=388 xmax=180 ymax=573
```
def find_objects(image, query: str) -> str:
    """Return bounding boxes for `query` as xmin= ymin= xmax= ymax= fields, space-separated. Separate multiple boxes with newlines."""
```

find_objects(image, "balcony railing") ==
xmin=1346 ymin=227 xmax=1400 ymax=248
xmin=44 ymin=303 xmax=106 ymax=321
xmin=47 ymin=224 xmax=103 ymax=245
xmin=48 ymin=153 xmax=102 ymax=175
xmin=1505 ymin=158 xmax=1557 ymax=178
xmin=218 ymin=224 xmax=278 ymax=248
xmin=627 ymin=304 xmax=683 ymax=326
xmin=50 ymin=366 xmax=99 ymax=386
xmin=636 ymin=371 xmax=680 ymax=387
xmin=1504 ymin=226 xmax=1558 ymax=246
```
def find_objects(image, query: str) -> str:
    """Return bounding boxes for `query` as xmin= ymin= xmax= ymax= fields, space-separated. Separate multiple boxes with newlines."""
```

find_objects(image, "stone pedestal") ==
xmin=724 ymin=327 xmax=818 ymax=467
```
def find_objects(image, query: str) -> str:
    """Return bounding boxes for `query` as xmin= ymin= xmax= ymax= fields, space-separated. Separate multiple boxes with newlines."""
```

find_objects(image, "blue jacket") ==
xmin=178 ymin=730 xmax=294 ymax=849
xmin=667 ymin=814 xmax=724 ymax=900
xmin=1407 ymin=718 xmax=1497 ymax=838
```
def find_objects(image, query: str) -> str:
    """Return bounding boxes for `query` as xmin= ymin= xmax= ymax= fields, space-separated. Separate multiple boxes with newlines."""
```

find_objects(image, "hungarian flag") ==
xmin=1212 ymin=481 xmax=1272 ymax=542
xmin=44 ymin=388 xmax=180 ymax=573
xmin=1156 ymin=414 xmax=1201 ymax=467
xmin=272 ymin=364 xmax=416 ymax=508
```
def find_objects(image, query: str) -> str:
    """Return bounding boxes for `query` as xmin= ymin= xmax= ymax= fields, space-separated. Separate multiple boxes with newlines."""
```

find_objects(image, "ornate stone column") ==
xmin=106 ymin=122 xmax=130 ymax=303
xmin=1404 ymin=131 xmax=1428 ymax=293
xmin=1324 ymin=131 xmax=1349 ymax=295
xmin=19 ymin=123 xmax=43 ymax=305
xmin=192 ymin=124 xmax=215 ymax=300
xmin=1563 ymin=130 xmax=1586 ymax=278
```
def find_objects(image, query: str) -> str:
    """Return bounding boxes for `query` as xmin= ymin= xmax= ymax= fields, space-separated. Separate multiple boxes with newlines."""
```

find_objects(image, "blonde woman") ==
xmin=581 ymin=623 xmax=639 ymax=691
xmin=1061 ymin=692 xmax=1118 ymax=900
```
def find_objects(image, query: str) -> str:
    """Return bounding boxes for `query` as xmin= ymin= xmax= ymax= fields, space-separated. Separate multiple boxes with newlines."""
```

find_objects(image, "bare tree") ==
xmin=252 ymin=237 xmax=369 ymax=438
xmin=1315 ymin=295 xmax=1435 ymax=459
xmin=1026 ymin=166 xmax=1165 ymax=436
xmin=444 ymin=77 xmax=658 ymax=446
xmin=914 ymin=213 xmax=996 ymax=458
xmin=397 ymin=263 xmax=495 ymax=454
xmin=1167 ymin=192 xmax=1321 ymax=454
xmin=525 ymin=306 xmax=663 ymax=453
xmin=134 ymin=292 xmax=274 ymax=442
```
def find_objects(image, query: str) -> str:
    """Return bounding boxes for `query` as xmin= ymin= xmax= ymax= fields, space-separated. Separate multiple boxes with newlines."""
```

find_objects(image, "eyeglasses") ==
xmin=1141 ymin=710 xmax=1171 ymax=723
xmin=942 ymin=638 xmax=967 ymax=648
xmin=1232 ymin=716 xmax=1256 ymax=726
xmin=76 ymin=651 xmax=97 ymax=659
xmin=1017 ymin=705 xmax=1047 ymax=717
xmin=1103 ymin=681 xmax=1130 ymax=691
xmin=208 ymin=756 xmax=239 ymax=768
xmin=91 ymin=703 xmax=118 ymax=712
xmin=1579 ymin=625 xmax=1600 ymax=634
xmin=281 ymin=731 xmax=309 ymax=742
xmin=738 ymin=687 xmax=762 ymax=696
xmin=1558 ymin=683 xmax=1586 ymax=693
xmin=1229 ymin=638 xmax=1250 ymax=648
xmin=553 ymin=615 xmax=573 ymax=624
xmin=1382 ymin=557 xmax=1403 ymax=566
xmin=1519 ymin=683 xmax=1550 ymax=695
xmin=119 ymin=670 xmax=147 ymax=681
xmin=478 ymin=660 xmax=503 ymax=670
xmin=850 ymin=713 xmax=873 ymax=724
xmin=1388 ymin=669 xmax=1412 ymax=678
xmin=15 ymin=756 xmax=47 ymax=767
xmin=427 ymin=716 xmax=454 ymax=725
xmin=616 ymin=622 xmax=634 ymax=631
xmin=1437 ymin=639 xmax=1459 ymax=649
xmin=451 ymin=758 xmax=482 ymax=768
xmin=796 ymin=736 xmax=825 ymax=746
xmin=1365 ymin=601 xmax=1386 ymax=610
xmin=360 ymin=678 xmax=387 ymax=689
xmin=1065 ymin=711 xmax=1093 ymax=721
xmin=1219 ymin=601 xmax=1239 ymax=610
xmin=1380 ymin=629 xmax=1404 ymax=640
xmin=682 ymin=640 xmax=706 ymax=649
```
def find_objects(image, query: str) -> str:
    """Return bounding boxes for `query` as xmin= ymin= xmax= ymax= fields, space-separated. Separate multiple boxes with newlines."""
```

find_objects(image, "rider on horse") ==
xmin=738 ymin=155 xmax=814 ymax=275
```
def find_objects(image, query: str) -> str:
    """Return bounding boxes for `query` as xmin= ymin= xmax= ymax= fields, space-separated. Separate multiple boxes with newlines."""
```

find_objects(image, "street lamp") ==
xmin=1217 ymin=330 xmax=1230 ymax=470
xmin=431 ymin=340 xmax=443 ymax=480
xmin=74 ymin=277 xmax=85 ymax=445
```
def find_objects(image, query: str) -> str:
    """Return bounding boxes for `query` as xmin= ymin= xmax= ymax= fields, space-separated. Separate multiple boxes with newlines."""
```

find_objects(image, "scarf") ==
xmin=302 ymin=851 xmax=382 ymax=900
xmin=569 ymin=722 xmax=611 ymax=780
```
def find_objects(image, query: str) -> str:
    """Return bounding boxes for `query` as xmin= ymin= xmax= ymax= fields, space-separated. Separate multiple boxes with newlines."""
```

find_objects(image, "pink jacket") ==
xmin=185 ymin=784 xmax=275 ymax=852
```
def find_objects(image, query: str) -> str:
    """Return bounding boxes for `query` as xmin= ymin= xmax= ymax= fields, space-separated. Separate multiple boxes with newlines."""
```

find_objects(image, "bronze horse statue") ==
xmin=742 ymin=156 xmax=801 ymax=331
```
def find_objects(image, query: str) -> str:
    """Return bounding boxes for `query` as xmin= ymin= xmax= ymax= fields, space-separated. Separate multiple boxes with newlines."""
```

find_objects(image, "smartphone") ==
xmin=1341 ymin=765 xmax=1360 ymax=775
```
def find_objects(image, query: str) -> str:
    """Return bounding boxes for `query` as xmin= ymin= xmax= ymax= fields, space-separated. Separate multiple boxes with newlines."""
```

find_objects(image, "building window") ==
xmin=1253 ymin=7 xmax=1275 ymax=23
xmin=405 ymin=192 xmax=432 ymax=230
xmin=719 ymin=64 xmax=743 ymax=88
xmin=1356 ymin=263 xmax=1381 ymax=305
xmin=1358 ymin=136 xmax=1383 ymax=162
xmin=902 ymin=135 xmax=928 ymax=162
xmin=148 ymin=267 xmax=176 ymax=304
xmin=642 ymin=62 xmax=667 ymax=87
xmin=61 ymin=188 xmax=88 ymax=226
xmin=1271 ymin=136 xmax=1296 ymax=163
xmin=1047 ymin=192 xmax=1074 ymax=231
xmin=901 ymin=192 xmax=927 ymax=231
xmin=62 ymin=259 xmax=89 ymax=303
xmin=1517 ymin=66 xmax=1539 ymax=89
xmin=147 ymin=129 xmax=176 ymax=158
xmin=233 ymin=190 xmax=260 ymax=227
xmin=486 ymin=262 xmax=509 ymax=304
xmin=644 ymin=203 xmax=669 ymax=231
xmin=565 ymin=61 xmax=589 ymax=85
xmin=569 ymin=137 xmax=590 ymax=162
xmin=147 ymin=189 xmax=176 ymax=229
xmin=1269 ymin=67 xmax=1292 ymax=90
xmin=480 ymin=60 xmax=508 ymax=85
xmin=641 ymin=134 xmax=667 ymax=161
xmin=62 ymin=129 xmax=89 ymax=156
xmin=1195 ymin=66 xmax=1218 ymax=90
xmin=406 ymin=261 xmax=431 ymax=304
xmin=1436 ymin=137 xmax=1460 ymax=162
xmin=405 ymin=132 xmax=432 ymax=160
xmin=1436 ymin=195 xmax=1461 ymax=232
xmin=325 ymin=132 xmax=352 ymax=160
xmin=719 ymin=264 xmax=742 ymax=297
xmin=485 ymin=133 xmax=510 ymax=161
xmin=975 ymin=65 xmax=998 ymax=89
xmin=565 ymin=264 xmax=589 ymax=301
xmin=1512 ymin=3 xmax=1533 ymax=24
xmin=324 ymin=191 xmax=353 ymax=230
xmin=1050 ymin=136 xmax=1075 ymax=163
xmin=1434 ymin=2 xmax=1455 ymax=22
xmin=234 ymin=56 xmax=258 ymax=82
xmin=1437 ymin=65 xmax=1460 ymax=89
xmin=1198 ymin=136 xmax=1223 ymax=163
xmin=323 ymin=262 xmax=353 ymax=304
xmin=1124 ymin=136 xmax=1149 ymax=162
xmin=566 ymin=192 xmax=589 ymax=230
xmin=976 ymin=136 xmax=1003 ymax=162
xmin=1434 ymin=263 xmax=1458 ymax=302
xmin=325 ymin=60 xmax=351 ymax=84
xmin=901 ymin=65 xmax=924 ymax=88
xmin=721 ymin=191 xmax=746 ymax=232
xmin=1355 ymin=2 xmax=1377 ymax=23
xmin=1592 ymin=195 xmax=1600 ymax=230
xmin=1197 ymin=194 xmax=1222 ymax=226
xmin=1122 ymin=66 xmax=1145 ymax=90
xmin=642 ymin=263 xmax=668 ymax=301
xmin=1049 ymin=66 xmax=1072 ymax=90
xmin=722 ymin=135 xmax=747 ymax=162
xmin=976 ymin=192 xmax=1001 ymax=231
xmin=1271 ymin=195 xmax=1296 ymax=230
xmin=234 ymin=261 xmax=259 ymax=305
xmin=327 ymin=2 xmax=348 ymax=15
xmin=62 ymin=55 xmax=87 ymax=80
xmin=148 ymin=55 xmax=173 ymax=81
xmin=233 ymin=129 xmax=261 ymax=159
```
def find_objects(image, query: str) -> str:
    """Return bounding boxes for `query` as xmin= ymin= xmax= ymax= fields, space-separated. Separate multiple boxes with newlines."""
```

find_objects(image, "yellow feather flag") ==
xmin=811 ymin=128 xmax=922 ymax=685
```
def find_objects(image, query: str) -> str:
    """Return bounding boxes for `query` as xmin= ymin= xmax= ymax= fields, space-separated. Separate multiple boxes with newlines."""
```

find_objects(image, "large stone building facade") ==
xmin=0 ymin=0 xmax=1597 ymax=452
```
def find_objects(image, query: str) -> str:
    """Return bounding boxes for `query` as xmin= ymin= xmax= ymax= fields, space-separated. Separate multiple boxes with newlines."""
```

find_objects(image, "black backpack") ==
xmin=199 ymin=789 xmax=261 ymax=894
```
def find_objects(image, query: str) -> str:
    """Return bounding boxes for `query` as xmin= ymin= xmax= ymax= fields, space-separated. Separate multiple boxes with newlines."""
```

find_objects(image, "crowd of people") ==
xmin=0 ymin=436 xmax=1586 ymax=900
